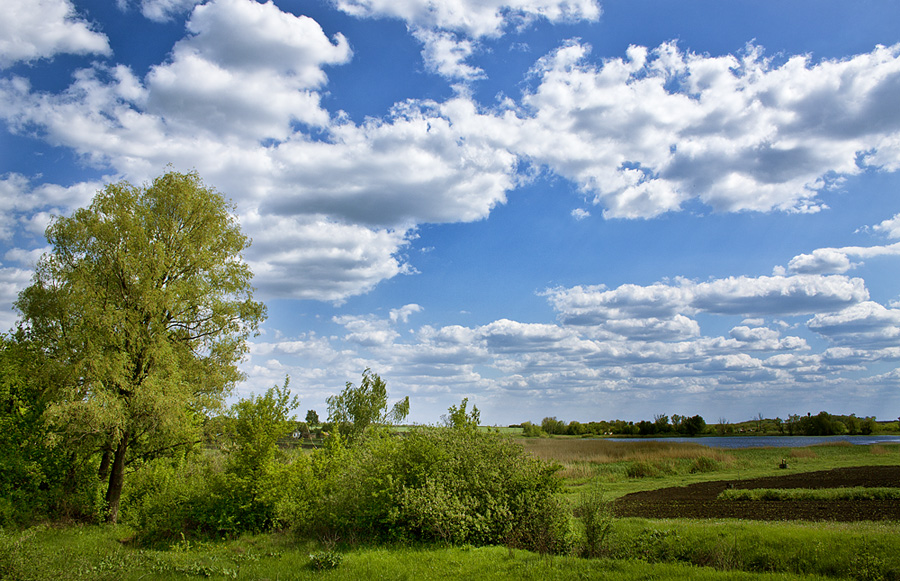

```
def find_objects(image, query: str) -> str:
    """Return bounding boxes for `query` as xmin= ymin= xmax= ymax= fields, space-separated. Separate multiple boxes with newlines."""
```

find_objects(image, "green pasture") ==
xmin=3 ymin=440 xmax=899 ymax=580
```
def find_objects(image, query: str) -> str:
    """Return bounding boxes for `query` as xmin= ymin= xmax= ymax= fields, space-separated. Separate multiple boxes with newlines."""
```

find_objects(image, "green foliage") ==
xmin=228 ymin=376 xmax=298 ymax=477
xmin=442 ymin=398 xmax=480 ymax=429
xmin=718 ymin=487 xmax=900 ymax=502
xmin=326 ymin=369 xmax=408 ymax=442
xmin=13 ymin=170 xmax=266 ymax=523
xmin=575 ymin=485 xmax=613 ymax=558
xmin=122 ymin=379 xmax=318 ymax=541
xmin=308 ymin=550 xmax=342 ymax=570
xmin=541 ymin=416 xmax=567 ymax=435
xmin=309 ymin=427 xmax=571 ymax=553
xmin=305 ymin=409 xmax=319 ymax=426
xmin=0 ymin=333 xmax=103 ymax=525
xmin=520 ymin=421 xmax=546 ymax=437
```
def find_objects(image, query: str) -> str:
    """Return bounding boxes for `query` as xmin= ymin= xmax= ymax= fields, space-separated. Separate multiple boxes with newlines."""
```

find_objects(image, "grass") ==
xmin=521 ymin=437 xmax=900 ymax=499
xmin=0 ymin=524 xmax=848 ymax=580
xmin=4 ymin=440 xmax=899 ymax=580
xmin=718 ymin=487 xmax=900 ymax=502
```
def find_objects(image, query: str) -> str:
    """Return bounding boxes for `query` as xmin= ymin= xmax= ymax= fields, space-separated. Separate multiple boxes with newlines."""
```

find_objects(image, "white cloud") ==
xmin=334 ymin=0 xmax=601 ymax=39
xmin=390 ymin=304 xmax=423 ymax=324
xmin=546 ymin=274 xmax=867 ymax=330
xmin=788 ymin=242 xmax=900 ymax=274
xmin=0 ymin=173 xmax=101 ymax=240
xmin=335 ymin=0 xmax=600 ymax=81
xmin=0 ymin=0 xmax=110 ymax=68
xmin=808 ymin=301 xmax=900 ymax=347
xmin=145 ymin=0 xmax=351 ymax=140
xmin=244 ymin=213 xmax=413 ymax=302
xmin=0 ymin=266 xmax=32 ymax=332
xmin=872 ymin=213 xmax=900 ymax=239
xmin=413 ymin=29 xmax=484 ymax=80
xmin=571 ymin=208 xmax=590 ymax=220
xmin=516 ymin=41 xmax=900 ymax=218
xmin=134 ymin=0 xmax=204 ymax=22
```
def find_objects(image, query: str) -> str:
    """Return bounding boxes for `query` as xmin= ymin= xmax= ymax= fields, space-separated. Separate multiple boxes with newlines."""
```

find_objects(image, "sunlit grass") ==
xmin=521 ymin=438 xmax=900 ymax=498
xmin=0 ymin=524 xmax=853 ymax=580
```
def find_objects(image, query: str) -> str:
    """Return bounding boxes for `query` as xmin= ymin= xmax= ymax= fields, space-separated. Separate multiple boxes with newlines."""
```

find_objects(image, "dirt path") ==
xmin=613 ymin=465 xmax=900 ymax=521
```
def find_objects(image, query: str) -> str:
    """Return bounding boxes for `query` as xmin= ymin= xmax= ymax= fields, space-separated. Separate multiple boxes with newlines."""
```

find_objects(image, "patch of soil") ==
xmin=613 ymin=465 xmax=900 ymax=521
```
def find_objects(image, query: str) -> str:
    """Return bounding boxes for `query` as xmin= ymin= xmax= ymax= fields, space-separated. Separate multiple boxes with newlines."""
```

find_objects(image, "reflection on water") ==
xmin=609 ymin=435 xmax=900 ymax=449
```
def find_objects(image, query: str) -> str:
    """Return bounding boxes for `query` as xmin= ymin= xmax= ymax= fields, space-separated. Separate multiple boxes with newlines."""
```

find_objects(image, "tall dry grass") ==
xmin=520 ymin=437 xmax=734 ymax=465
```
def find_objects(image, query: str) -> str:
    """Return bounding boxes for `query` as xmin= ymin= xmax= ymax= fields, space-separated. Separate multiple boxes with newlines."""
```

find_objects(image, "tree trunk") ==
xmin=98 ymin=447 xmax=111 ymax=483
xmin=104 ymin=432 xmax=129 ymax=524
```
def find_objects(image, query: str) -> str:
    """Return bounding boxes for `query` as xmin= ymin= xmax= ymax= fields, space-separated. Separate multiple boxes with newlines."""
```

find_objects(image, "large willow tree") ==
xmin=15 ymin=170 xmax=266 ymax=523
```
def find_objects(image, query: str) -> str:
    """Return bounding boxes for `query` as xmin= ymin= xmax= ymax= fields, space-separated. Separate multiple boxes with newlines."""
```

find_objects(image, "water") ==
xmin=608 ymin=435 xmax=900 ymax=449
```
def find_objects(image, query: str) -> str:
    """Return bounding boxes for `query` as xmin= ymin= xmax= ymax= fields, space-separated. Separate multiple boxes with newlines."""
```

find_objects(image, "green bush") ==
xmin=310 ymin=427 xmax=571 ymax=552
xmin=575 ymin=485 xmax=613 ymax=558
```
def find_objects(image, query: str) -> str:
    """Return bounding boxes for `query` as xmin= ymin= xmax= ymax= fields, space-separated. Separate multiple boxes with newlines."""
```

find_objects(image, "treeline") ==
xmin=517 ymin=411 xmax=889 ymax=438
xmin=519 ymin=414 xmax=708 ymax=437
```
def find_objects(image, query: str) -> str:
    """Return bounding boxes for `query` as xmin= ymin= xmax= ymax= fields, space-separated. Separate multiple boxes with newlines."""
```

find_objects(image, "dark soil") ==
xmin=613 ymin=465 xmax=900 ymax=521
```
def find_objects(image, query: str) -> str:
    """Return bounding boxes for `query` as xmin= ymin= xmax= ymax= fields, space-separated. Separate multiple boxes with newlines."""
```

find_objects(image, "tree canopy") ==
xmin=326 ymin=369 xmax=409 ymax=442
xmin=14 ymin=170 xmax=266 ymax=523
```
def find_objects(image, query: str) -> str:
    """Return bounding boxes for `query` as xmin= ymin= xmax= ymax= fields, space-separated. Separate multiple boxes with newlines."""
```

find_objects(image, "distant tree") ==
xmin=653 ymin=414 xmax=671 ymax=433
xmin=861 ymin=417 xmax=878 ymax=435
xmin=773 ymin=417 xmax=784 ymax=434
xmin=637 ymin=420 xmax=655 ymax=436
xmin=541 ymin=416 xmax=566 ymax=435
xmin=442 ymin=397 xmax=480 ymax=429
xmin=520 ymin=421 xmax=544 ymax=437
xmin=305 ymin=409 xmax=320 ymax=426
xmin=13 ymin=170 xmax=266 ymax=523
xmin=326 ymin=369 xmax=408 ymax=442
xmin=681 ymin=414 xmax=707 ymax=436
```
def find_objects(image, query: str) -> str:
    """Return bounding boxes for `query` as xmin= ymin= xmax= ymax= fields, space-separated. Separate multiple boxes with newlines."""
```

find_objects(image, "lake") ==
xmin=609 ymin=434 xmax=900 ymax=449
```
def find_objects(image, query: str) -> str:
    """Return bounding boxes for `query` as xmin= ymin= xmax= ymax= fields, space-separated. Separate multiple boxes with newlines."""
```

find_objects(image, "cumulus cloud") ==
xmin=334 ymin=0 xmax=601 ymax=80
xmin=545 ymin=274 xmax=868 ymax=332
xmin=0 ymin=173 xmax=101 ymax=240
xmin=131 ymin=0 xmax=204 ymax=22
xmin=145 ymin=0 xmax=352 ymax=140
xmin=516 ymin=41 xmax=900 ymax=218
xmin=787 ymin=242 xmax=900 ymax=274
xmin=334 ymin=0 xmax=601 ymax=39
xmin=808 ymin=301 xmax=900 ymax=347
xmin=872 ymin=213 xmax=900 ymax=239
xmin=0 ymin=0 xmax=110 ymax=68
xmin=244 ymin=213 xmax=413 ymax=302
xmin=0 ymin=0 xmax=519 ymax=302
xmin=0 ymin=265 xmax=32 ymax=331
xmin=390 ymin=304 xmax=423 ymax=324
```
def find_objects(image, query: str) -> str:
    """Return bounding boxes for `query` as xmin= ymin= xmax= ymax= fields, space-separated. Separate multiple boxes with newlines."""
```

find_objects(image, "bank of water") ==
xmin=609 ymin=434 xmax=900 ymax=448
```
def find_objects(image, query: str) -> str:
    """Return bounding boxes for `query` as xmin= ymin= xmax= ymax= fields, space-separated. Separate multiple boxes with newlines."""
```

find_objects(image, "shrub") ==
xmin=311 ymin=427 xmax=571 ymax=552
xmin=575 ymin=485 xmax=613 ymax=558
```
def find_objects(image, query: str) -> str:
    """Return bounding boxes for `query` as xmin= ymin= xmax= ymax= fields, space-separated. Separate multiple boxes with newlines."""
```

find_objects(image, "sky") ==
xmin=2 ymin=0 xmax=900 ymax=426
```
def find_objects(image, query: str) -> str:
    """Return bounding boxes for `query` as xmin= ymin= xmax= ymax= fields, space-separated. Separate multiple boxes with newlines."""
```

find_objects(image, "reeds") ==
xmin=521 ymin=437 xmax=734 ymax=465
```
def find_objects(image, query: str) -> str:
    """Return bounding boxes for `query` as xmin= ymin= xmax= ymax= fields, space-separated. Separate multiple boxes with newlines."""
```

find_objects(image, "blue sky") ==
xmin=3 ymin=0 xmax=900 ymax=426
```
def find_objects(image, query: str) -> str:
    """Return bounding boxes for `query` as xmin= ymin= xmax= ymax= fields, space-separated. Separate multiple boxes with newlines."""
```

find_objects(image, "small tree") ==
xmin=326 ymin=369 xmax=408 ymax=442
xmin=442 ymin=397 xmax=480 ymax=429
xmin=305 ymin=409 xmax=320 ymax=426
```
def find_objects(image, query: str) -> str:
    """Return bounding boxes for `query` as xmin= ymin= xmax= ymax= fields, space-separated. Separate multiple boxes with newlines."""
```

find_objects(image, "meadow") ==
xmin=2 ymin=438 xmax=899 ymax=580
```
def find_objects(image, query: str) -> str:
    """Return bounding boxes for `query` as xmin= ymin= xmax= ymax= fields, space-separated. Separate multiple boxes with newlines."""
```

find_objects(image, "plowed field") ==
xmin=613 ymin=465 xmax=900 ymax=521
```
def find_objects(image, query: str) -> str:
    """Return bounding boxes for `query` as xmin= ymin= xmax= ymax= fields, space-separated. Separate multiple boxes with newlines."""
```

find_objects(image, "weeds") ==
xmin=718 ymin=487 xmax=900 ymax=501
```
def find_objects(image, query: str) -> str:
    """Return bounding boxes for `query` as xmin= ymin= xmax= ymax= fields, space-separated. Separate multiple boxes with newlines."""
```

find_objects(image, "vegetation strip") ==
xmin=718 ymin=487 xmax=900 ymax=502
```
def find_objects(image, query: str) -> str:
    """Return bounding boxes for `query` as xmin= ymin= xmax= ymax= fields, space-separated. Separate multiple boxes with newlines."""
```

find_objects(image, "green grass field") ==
xmin=3 ymin=439 xmax=899 ymax=580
